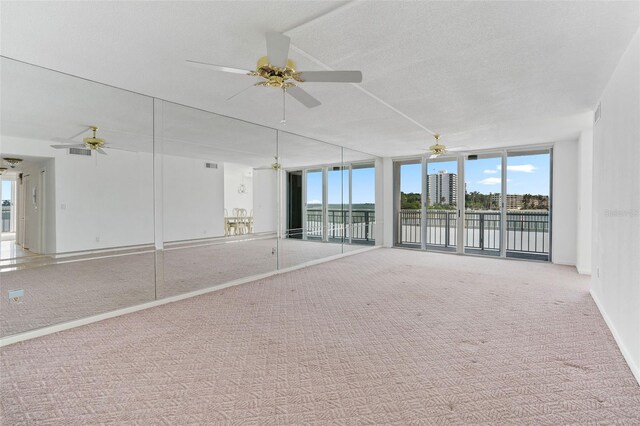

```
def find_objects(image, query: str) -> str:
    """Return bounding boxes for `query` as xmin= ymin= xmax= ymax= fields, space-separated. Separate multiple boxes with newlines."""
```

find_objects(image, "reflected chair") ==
xmin=235 ymin=208 xmax=248 ymax=234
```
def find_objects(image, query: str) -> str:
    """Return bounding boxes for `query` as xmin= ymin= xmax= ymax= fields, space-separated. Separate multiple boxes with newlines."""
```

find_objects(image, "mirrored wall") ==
xmin=0 ymin=57 xmax=379 ymax=337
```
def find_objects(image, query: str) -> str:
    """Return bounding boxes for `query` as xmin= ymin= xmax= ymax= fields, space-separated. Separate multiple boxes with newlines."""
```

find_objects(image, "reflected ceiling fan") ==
xmin=51 ymin=126 xmax=136 ymax=155
xmin=186 ymin=32 xmax=362 ymax=110
xmin=427 ymin=134 xmax=467 ymax=159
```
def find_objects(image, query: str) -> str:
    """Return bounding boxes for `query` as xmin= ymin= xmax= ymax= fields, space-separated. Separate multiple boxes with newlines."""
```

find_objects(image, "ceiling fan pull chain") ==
xmin=281 ymin=88 xmax=286 ymax=125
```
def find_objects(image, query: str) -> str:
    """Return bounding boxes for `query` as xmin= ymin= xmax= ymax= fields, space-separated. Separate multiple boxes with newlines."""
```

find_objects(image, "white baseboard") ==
xmin=590 ymin=289 xmax=640 ymax=385
xmin=576 ymin=266 xmax=592 ymax=275
xmin=0 ymin=246 xmax=379 ymax=347
xmin=552 ymin=259 xmax=577 ymax=267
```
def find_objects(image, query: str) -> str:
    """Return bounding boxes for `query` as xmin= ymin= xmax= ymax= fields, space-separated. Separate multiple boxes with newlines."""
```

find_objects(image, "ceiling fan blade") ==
xmin=226 ymin=83 xmax=256 ymax=101
xmin=52 ymin=137 xmax=79 ymax=144
xmin=66 ymin=127 xmax=91 ymax=140
xmin=96 ymin=148 xmax=108 ymax=155
xmin=185 ymin=60 xmax=251 ymax=75
xmin=265 ymin=32 xmax=290 ymax=68
xmin=296 ymin=70 xmax=362 ymax=83
xmin=286 ymin=86 xmax=321 ymax=108
xmin=106 ymin=146 xmax=139 ymax=153
xmin=51 ymin=144 xmax=87 ymax=149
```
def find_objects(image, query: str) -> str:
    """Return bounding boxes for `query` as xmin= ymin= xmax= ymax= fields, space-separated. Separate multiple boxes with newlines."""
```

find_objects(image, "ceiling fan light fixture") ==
xmin=83 ymin=126 xmax=106 ymax=150
xmin=428 ymin=133 xmax=447 ymax=157
xmin=3 ymin=158 xmax=23 ymax=168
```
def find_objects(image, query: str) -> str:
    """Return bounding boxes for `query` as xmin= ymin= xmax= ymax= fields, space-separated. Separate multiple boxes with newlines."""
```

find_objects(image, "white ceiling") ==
xmin=1 ymin=1 xmax=638 ymax=157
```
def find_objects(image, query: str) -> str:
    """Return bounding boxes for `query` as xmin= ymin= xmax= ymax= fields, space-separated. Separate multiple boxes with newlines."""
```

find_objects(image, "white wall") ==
xmin=223 ymin=162 xmax=253 ymax=215
xmin=55 ymin=148 xmax=154 ymax=252
xmin=253 ymin=169 xmax=277 ymax=233
xmin=163 ymin=157 xmax=224 ymax=242
xmin=2 ymin=135 xmax=154 ymax=253
xmin=2 ymin=135 xmax=232 ymax=250
xmin=576 ymin=129 xmax=593 ymax=274
xmin=551 ymin=140 xmax=578 ymax=265
xmin=591 ymin=30 xmax=640 ymax=382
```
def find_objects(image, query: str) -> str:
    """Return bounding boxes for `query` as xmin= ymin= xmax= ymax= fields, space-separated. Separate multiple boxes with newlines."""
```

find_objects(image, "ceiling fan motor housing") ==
xmin=253 ymin=56 xmax=299 ymax=89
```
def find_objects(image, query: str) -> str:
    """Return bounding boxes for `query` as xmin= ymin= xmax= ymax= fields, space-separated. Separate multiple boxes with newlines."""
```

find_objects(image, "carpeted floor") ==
xmin=1 ymin=248 xmax=639 ymax=424
xmin=0 ymin=238 xmax=352 ymax=336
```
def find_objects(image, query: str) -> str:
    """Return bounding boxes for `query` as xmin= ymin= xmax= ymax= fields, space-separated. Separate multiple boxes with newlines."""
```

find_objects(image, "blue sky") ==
xmin=400 ymin=153 xmax=550 ymax=195
xmin=1 ymin=181 xmax=11 ymax=201
xmin=306 ymin=167 xmax=376 ymax=205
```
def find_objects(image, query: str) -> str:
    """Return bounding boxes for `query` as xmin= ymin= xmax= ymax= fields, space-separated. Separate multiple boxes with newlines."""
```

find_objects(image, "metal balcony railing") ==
xmin=2 ymin=206 xmax=11 ymax=233
xmin=397 ymin=209 xmax=550 ymax=255
xmin=305 ymin=209 xmax=375 ymax=243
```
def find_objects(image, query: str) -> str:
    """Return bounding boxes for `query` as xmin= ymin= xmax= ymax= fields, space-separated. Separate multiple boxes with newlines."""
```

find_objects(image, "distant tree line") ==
xmin=401 ymin=192 xmax=548 ymax=210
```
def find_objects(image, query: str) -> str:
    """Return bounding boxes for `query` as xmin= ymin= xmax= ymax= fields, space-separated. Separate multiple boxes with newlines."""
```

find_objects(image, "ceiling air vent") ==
xmin=594 ymin=102 xmax=602 ymax=125
xmin=69 ymin=147 xmax=92 ymax=156
xmin=205 ymin=162 xmax=218 ymax=169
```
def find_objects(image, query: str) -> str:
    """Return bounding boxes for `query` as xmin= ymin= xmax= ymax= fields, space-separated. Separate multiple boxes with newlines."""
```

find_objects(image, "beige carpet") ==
xmin=1 ymin=248 xmax=639 ymax=424
xmin=0 ymin=238 xmax=349 ymax=336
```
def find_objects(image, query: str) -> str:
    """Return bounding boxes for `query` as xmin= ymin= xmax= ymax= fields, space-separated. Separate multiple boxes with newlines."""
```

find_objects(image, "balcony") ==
xmin=397 ymin=209 xmax=550 ymax=260
xmin=305 ymin=209 xmax=375 ymax=244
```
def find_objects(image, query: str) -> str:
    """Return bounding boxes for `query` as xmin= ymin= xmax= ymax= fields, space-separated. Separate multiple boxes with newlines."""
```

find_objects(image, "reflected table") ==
xmin=224 ymin=216 xmax=254 ymax=236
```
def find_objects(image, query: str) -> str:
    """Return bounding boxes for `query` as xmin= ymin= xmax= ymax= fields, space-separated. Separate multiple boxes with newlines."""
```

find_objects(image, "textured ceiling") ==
xmin=1 ymin=1 xmax=638 ymax=157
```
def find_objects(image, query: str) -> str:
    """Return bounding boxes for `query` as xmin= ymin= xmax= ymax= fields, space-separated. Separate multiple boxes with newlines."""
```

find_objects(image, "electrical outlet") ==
xmin=8 ymin=289 xmax=24 ymax=304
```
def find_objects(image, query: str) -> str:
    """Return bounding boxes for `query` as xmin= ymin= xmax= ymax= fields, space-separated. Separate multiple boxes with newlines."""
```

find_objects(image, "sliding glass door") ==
xmin=425 ymin=157 xmax=458 ymax=252
xmin=304 ymin=169 xmax=324 ymax=240
xmin=396 ymin=160 xmax=422 ymax=246
xmin=505 ymin=150 xmax=551 ymax=260
xmin=394 ymin=148 xmax=551 ymax=261
xmin=464 ymin=154 xmax=503 ymax=256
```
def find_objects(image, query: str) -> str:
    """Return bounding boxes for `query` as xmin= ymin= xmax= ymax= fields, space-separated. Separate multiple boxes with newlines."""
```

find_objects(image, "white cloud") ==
xmin=308 ymin=199 xmax=322 ymax=204
xmin=477 ymin=177 xmax=502 ymax=185
xmin=483 ymin=169 xmax=498 ymax=174
xmin=497 ymin=164 xmax=537 ymax=173
xmin=477 ymin=177 xmax=511 ymax=185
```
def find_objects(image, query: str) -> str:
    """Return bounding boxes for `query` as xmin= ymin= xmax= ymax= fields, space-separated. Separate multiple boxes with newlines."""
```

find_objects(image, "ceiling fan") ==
xmin=51 ymin=126 xmax=136 ymax=155
xmin=428 ymin=134 xmax=467 ymax=159
xmin=186 ymin=32 xmax=362 ymax=109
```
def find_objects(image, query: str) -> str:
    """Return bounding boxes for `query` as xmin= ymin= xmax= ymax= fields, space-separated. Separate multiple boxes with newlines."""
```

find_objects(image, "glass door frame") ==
xmin=295 ymin=161 xmax=376 ymax=244
xmin=393 ymin=144 xmax=553 ymax=261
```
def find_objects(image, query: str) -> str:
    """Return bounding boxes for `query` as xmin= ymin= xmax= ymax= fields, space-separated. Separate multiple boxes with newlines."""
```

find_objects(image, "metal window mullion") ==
xmin=322 ymin=167 xmax=329 ymax=242
xmin=302 ymin=170 xmax=307 ymax=240
xmin=421 ymin=156 xmax=427 ymax=251
xmin=500 ymin=151 xmax=507 ymax=257
xmin=457 ymin=155 xmax=465 ymax=254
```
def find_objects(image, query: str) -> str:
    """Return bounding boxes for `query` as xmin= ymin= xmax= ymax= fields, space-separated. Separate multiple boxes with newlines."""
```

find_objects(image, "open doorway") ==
xmin=1 ymin=156 xmax=52 ymax=259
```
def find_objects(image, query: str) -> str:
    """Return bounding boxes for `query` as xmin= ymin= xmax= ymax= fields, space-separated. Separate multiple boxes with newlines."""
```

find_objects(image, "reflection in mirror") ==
xmin=342 ymin=148 xmax=378 ymax=251
xmin=157 ymin=100 xmax=278 ymax=298
xmin=0 ymin=57 xmax=155 ymax=336
xmin=278 ymin=131 xmax=343 ymax=268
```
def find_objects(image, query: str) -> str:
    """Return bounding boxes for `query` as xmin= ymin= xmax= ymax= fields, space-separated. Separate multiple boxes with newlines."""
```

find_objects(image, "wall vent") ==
xmin=69 ymin=147 xmax=92 ymax=156
xmin=594 ymin=102 xmax=601 ymax=124
xmin=205 ymin=162 xmax=218 ymax=169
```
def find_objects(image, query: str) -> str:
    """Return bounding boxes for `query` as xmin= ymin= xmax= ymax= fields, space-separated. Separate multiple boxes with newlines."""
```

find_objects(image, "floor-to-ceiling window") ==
xmin=505 ymin=150 xmax=551 ymax=261
xmin=394 ymin=148 xmax=552 ymax=261
xmin=426 ymin=157 xmax=458 ymax=252
xmin=464 ymin=153 xmax=503 ymax=257
xmin=396 ymin=160 xmax=422 ymax=246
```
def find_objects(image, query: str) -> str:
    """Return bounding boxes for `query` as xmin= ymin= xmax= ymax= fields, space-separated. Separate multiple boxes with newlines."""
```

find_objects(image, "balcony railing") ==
xmin=2 ymin=206 xmax=11 ymax=233
xmin=397 ymin=209 xmax=549 ymax=256
xmin=305 ymin=209 xmax=375 ymax=243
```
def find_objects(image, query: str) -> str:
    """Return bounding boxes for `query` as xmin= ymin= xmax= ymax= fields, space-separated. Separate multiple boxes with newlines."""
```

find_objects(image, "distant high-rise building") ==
xmin=427 ymin=171 xmax=457 ymax=206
